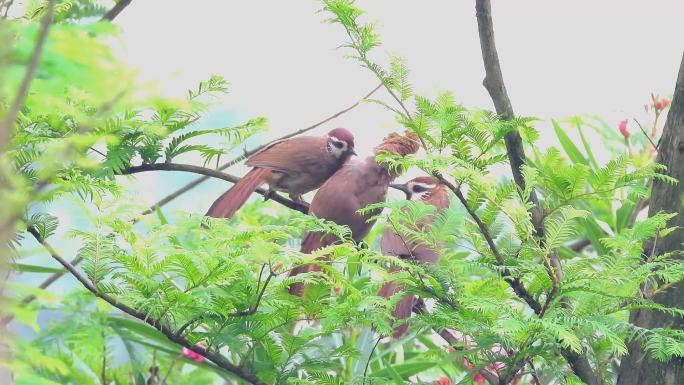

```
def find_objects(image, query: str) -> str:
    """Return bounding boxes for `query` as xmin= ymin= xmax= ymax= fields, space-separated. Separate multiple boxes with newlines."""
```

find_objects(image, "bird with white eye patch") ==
xmin=327 ymin=135 xmax=351 ymax=157
xmin=379 ymin=176 xmax=450 ymax=338
xmin=391 ymin=178 xmax=439 ymax=201
xmin=205 ymin=127 xmax=356 ymax=219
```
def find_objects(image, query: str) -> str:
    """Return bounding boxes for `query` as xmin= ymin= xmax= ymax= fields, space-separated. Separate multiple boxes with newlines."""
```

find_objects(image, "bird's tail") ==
xmin=205 ymin=168 xmax=270 ymax=219
xmin=378 ymin=275 xmax=415 ymax=339
xmin=287 ymin=232 xmax=337 ymax=296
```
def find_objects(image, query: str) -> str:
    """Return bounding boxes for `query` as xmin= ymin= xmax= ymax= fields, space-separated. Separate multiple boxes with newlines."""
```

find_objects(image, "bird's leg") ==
xmin=289 ymin=193 xmax=310 ymax=210
xmin=263 ymin=189 xmax=277 ymax=202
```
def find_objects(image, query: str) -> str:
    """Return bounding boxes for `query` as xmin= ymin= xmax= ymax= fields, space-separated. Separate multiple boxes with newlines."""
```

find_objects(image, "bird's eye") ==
xmin=412 ymin=185 xmax=426 ymax=193
xmin=333 ymin=141 xmax=344 ymax=149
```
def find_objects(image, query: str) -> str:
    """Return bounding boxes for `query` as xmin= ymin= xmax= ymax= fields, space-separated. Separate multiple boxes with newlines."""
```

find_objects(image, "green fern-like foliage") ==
xmin=4 ymin=1 xmax=684 ymax=385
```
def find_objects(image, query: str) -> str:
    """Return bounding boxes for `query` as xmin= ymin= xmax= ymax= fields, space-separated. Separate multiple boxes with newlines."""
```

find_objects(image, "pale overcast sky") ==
xmin=114 ymin=1 xmax=683 ymax=140
xmin=106 ymin=0 xmax=684 ymax=210
xmin=8 ymin=0 xmax=684 ymax=224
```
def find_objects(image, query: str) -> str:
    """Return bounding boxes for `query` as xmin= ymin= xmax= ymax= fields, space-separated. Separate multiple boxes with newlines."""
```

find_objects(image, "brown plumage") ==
xmin=205 ymin=128 xmax=356 ymax=219
xmin=287 ymin=131 xmax=420 ymax=296
xmin=379 ymin=176 xmax=450 ymax=338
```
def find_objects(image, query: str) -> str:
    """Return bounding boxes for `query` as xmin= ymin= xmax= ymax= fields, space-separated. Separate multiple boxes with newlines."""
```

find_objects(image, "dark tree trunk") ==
xmin=617 ymin=52 xmax=684 ymax=385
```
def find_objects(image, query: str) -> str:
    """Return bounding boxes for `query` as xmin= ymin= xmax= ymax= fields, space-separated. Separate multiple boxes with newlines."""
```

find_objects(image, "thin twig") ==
xmin=228 ymin=272 xmax=275 ymax=317
xmin=26 ymin=226 xmax=266 ymax=385
xmin=4 ymin=85 xmax=380 ymax=324
xmin=474 ymin=3 xmax=599 ymax=382
xmin=0 ymin=0 xmax=55 ymax=154
xmin=159 ymin=356 xmax=180 ymax=385
xmin=1 ymin=0 xmax=15 ymax=18
xmin=100 ymin=0 xmax=133 ymax=22
xmin=363 ymin=337 xmax=381 ymax=381
xmin=633 ymin=118 xmax=659 ymax=151
xmin=140 ymin=82 xmax=382 ymax=214
xmin=413 ymin=300 xmax=499 ymax=385
xmin=120 ymin=163 xmax=309 ymax=214
xmin=437 ymin=176 xmax=542 ymax=314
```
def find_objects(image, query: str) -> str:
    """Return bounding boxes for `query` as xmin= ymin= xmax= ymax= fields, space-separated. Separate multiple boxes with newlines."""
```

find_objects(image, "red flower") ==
xmin=435 ymin=376 xmax=453 ymax=385
xmin=181 ymin=345 xmax=206 ymax=363
xmin=654 ymin=98 xmax=670 ymax=111
xmin=618 ymin=119 xmax=630 ymax=138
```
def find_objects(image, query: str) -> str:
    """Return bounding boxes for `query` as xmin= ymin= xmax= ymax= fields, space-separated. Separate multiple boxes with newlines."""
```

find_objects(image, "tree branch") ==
xmin=139 ymin=82 xmax=382 ymax=215
xmin=437 ymin=177 xmax=542 ymax=314
xmin=120 ymin=163 xmax=309 ymax=214
xmin=2 ymin=85 xmax=380 ymax=324
xmin=475 ymin=0 xmax=528 ymax=195
xmin=0 ymin=0 xmax=55 ymax=155
xmin=100 ymin=0 xmax=133 ymax=22
xmin=26 ymin=226 xmax=266 ymax=385
xmin=413 ymin=299 xmax=500 ymax=385
xmin=474 ymin=2 xmax=599 ymax=383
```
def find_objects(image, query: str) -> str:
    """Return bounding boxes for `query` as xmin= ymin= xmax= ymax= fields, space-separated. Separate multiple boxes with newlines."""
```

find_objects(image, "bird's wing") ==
xmin=309 ymin=158 xmax=389 ymax=242
xmin=245 ymin=136 xmax=325 ymax=174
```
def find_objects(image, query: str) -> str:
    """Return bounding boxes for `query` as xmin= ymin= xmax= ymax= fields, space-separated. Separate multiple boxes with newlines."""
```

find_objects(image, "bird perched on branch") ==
xmin=287 ymin=131 xmax=421 ymax=296
xmin=378 ymin=176 xmax=450 ymax=338
xmin=205 ymin=128 xmax=356 ymax=219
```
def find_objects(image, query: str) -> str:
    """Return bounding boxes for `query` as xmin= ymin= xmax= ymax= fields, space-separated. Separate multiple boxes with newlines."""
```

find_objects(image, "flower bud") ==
xmin=618 ymin=119 xmax=630 ymax=138
xmin=181 ymin=344 xmax=206 ymax=363
xmin=653 ymin=97 xmax=670 ymax=111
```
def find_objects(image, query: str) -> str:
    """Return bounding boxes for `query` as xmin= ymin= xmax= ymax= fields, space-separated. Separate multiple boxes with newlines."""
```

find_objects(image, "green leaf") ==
xmin=552 ymin=119 xmax=588 ymax=165
xmin=615 ymin=201 xmax=635 ymax=233
xmin=370 ymin=361 xmax=437 ymax=378
xmin=573 ymin=117 xmax=599 ymax=169
xmin=583 ymin=217 xmax=608 ymax=255
xmin=13 ymin=263 xmax=65 ymax=274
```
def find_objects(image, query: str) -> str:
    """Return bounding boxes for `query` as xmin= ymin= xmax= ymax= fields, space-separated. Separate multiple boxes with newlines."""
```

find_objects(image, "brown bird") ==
xmin=287 ymin=131 xmax=421 ymax=296
xmin=205 ymin=128 xmax=356 ymax=218
xmin=378 ymin=176 xmax=450 ymax=338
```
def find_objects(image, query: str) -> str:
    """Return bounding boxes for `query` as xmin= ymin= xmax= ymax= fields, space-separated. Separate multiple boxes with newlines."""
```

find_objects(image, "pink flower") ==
xmin=618 ymin=119 xmax=630 ymax=138
xmin=181 ymin=345 xmax=206 ymax=363
xmin=654 ymin=98 xmax=670 ymax=111
xmin=435 ymin=376 xmax=453 ymax=385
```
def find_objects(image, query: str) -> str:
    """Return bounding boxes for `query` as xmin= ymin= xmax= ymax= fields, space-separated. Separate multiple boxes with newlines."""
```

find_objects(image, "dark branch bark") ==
xmin=137 ymin=82 xmax=382 ymax=215
xmin=438 ymin=177 xmax=542 ymax=315
xmin=100 ymin=0 xmax=133 ymax=22
xmin=26 ymin=226 xmax=266 ymax=385
xmin=617 ymin=52 xmax=684 ymax=385
xmin=475 ymin=0 xmax=528 ymax=197
xmin=474 ymin=1 xmax=599 ymax=384
xmin=569 ymin=238 xmax=591 ymax=253
xmin=120 ymin=163 xmax=309 ymax=214
xmin=3 ymin=86 xmax=380 ymax=325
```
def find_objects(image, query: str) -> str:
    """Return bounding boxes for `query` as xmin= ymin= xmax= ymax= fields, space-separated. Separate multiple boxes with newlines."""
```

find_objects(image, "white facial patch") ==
xmin=328 ymin=137 xmax=348 ymax=158
xmin=410 ymin=183 xmax=436 ymax=200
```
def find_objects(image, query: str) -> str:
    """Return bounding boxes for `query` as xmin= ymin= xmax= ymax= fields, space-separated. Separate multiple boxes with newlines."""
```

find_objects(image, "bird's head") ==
xmin=373 ymin=130 xmax=420 ymax=157
xmin=327 ymin=127 xmax=356 ymax=158
xmin=390 ymin=176 xmax=442 ymax=200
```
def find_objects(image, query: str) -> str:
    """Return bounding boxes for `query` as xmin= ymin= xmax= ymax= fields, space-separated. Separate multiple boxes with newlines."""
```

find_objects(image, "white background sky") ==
xmin=107 ymin=0 xmax=684 ymax=211
xmin=114 ymin=0 xmax=683 ymax=147
xmin=7 ymin=0 xmax=684 ymax=209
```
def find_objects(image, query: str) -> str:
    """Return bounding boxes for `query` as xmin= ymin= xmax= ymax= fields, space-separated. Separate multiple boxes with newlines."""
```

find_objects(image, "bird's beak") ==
xmin=389 ymin=183 xmax=410 ymax=199
xmin=350 ymin=149 xmax=357 ymax=156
